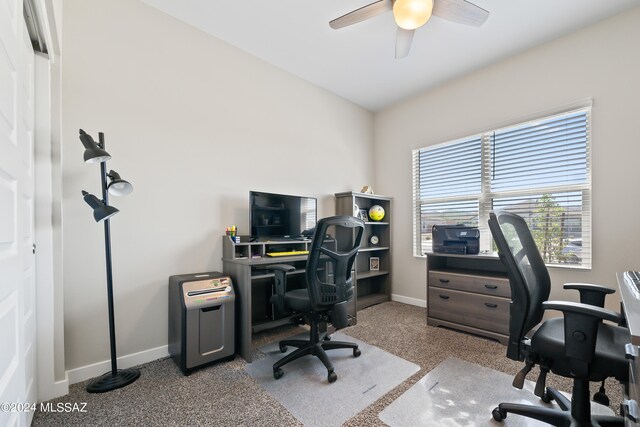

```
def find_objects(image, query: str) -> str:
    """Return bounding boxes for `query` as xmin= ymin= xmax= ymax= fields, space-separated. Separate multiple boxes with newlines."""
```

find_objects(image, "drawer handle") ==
xmin=439 ymin=295 xmax=450 ymax=300
xmin=484 ymin=303 xmax=498 ymax=308
xmin=439 ymin=278 xmax=450 ymax=284
xmin=484 ymin=284 xmax=498 ymax=290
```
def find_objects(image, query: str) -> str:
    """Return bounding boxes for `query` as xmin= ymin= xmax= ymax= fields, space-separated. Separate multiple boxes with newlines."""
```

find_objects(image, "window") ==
xmin=412 ymin=107 xmax=591 ymax=268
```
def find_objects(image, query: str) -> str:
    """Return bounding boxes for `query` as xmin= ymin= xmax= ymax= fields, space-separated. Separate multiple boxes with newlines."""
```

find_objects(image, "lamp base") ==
xmin=86 ymin=368 xmax=140 ymax=393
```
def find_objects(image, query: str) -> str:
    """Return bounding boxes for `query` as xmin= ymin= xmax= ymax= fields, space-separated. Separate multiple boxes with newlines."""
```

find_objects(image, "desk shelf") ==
xmin=223 ymin=236 xmax=312 ymax=260
xmin=358 ymin=270 xmax=389 ymax=279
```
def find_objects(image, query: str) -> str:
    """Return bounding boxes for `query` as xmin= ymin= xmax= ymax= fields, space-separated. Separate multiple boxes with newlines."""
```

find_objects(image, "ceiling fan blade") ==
xmin=329 ymin=0 xmax=392 ymax=30
xmin=432 ymin=0 xmax=489 ymax=27
xmin=395 ymin=27 xmax=414 ymax=59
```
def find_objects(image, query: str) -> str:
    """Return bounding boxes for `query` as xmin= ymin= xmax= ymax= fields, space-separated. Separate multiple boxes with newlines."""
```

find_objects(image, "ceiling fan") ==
xmin=329 ymin=0 xmax=489 ymax=59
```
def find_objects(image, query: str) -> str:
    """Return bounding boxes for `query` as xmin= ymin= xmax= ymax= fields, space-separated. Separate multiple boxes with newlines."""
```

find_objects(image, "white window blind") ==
xmin=412 ymin=107 xmax=591 ymax=268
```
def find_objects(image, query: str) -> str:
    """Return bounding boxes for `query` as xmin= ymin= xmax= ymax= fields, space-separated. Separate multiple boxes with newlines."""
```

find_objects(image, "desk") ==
xmin=221 ymin=236 xmax=356 ymax=362
xmin=617 ymin=272 xmax=640 ymax=425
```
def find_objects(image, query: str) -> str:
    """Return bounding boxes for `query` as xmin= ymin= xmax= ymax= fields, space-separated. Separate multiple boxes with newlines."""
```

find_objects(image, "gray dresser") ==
xmin=426 ymin=252 xmax=510 ymax=345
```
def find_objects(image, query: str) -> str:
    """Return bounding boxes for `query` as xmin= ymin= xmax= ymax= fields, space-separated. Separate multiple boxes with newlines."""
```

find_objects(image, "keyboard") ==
xmin=624 ymin=271 xmax=640 ymax=292
xmin=266 ymin=250 xmax=309 ymax=257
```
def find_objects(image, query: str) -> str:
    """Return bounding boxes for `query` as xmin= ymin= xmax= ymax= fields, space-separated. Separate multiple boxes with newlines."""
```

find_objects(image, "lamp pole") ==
xmin=99 ymin=132 xmax=118 ymax=378
xmin=84 ymin=131 xmax=140 ymax=393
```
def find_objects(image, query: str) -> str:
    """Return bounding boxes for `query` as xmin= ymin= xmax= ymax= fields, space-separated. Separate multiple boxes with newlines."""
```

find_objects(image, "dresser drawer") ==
xmin=428 ymin=287 xmax=509 ymax=335
xmin=429 ymin=270 xmax=510 ymax=298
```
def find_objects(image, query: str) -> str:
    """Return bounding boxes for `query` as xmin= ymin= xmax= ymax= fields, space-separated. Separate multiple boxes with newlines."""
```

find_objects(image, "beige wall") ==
xmin=374 ymin=7 xmax=640 ymax=311
xmin=61 ymin=0 xmax=373 ymax=371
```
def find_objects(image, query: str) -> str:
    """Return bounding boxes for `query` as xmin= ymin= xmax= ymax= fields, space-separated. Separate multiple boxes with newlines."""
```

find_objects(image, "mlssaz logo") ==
xmin=40 ymin=402 xmax=88 ymax=413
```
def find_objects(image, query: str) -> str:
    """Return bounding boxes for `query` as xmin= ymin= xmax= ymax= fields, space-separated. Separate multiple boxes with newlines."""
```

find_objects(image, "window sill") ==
xmin=548 ymin=263 xmax=591 ymax=271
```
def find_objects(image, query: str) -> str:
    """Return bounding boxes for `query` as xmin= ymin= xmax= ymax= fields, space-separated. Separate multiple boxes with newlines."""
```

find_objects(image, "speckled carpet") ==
xmin=32 ymin=302 xmax=624 ymax=427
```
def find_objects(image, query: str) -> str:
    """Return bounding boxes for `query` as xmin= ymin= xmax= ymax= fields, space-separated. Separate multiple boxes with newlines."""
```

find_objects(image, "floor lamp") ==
xmin=79 ymin=129 xmax=140 ymax=393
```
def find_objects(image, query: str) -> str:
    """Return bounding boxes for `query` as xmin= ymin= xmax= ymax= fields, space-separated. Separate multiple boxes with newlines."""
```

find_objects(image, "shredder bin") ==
xmin=168 ymin=271 xmax=235 ymax=375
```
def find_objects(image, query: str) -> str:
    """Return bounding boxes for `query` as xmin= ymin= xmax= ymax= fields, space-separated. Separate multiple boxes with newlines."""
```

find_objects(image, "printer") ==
xmin=432 ymin=224 xmax=480 ymax=255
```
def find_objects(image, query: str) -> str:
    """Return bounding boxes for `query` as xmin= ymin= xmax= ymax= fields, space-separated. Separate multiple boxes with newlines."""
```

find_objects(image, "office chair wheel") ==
xmin=492 ymin=407 xmax=506 ymax=422
xmin=353 ymin=348 xmax=361 ymax=358
xmin=273 ymin=368 xmax=284 ymax=380
xmin=324 ymin=335 xmax=331 ymax=341
xmin=279 ymin=344 xmax=287 ymax=353
xmin=593 ymin=390 xmax=610 ymax=406
xmin=328 ymin=371 xmax=337 ymax=383
xmin=541 ymin=389 xmax=554 ymax=404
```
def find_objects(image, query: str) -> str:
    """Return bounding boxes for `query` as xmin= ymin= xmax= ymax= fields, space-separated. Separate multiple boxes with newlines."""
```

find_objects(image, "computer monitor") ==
xmin=249 ymin=191 xmax=317 ymax=239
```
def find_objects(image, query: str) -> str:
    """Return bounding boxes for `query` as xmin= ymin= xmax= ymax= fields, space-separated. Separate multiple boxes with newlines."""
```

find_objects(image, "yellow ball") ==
xmin=368 ymin=205 xmax=385 ymax=221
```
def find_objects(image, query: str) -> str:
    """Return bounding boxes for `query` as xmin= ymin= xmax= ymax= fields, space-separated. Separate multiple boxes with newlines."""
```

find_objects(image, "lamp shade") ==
xmin=393 ymin=0 xmax=434 ymax=30
xmin=107 ymin=170 xmax=133 ymax=196
xmin=82 ymin=190 xmax=119 ymax=222
xmin=79 ymin=129 xmax=111 ymax=163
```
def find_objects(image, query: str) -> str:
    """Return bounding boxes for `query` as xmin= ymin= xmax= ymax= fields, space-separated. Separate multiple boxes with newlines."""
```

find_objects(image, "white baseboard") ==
xmin=391 ymin=294 xmax=426 ymax=308
xmin=66 ymin=345 xmax=169 ymax=385
xmin=38 ymin=378 xmax=69 ymax=402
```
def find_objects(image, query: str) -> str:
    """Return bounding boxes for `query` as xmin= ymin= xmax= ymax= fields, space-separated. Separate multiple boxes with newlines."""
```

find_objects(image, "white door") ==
xmin=0 ymin=0 xmax=37 ymax=425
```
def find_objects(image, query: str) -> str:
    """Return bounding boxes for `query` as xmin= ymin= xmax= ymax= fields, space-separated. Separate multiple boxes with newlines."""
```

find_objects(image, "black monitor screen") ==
xmin=250 ymin=191 xmax=317 ymax=239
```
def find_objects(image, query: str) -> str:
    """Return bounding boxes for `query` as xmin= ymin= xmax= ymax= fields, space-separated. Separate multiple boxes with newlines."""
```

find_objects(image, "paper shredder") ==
xmin=168 ymin=271 xmax=235 ymax=375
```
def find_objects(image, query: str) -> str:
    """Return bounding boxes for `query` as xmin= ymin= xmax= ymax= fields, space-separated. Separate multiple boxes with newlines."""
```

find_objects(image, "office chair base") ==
xmin=273 ymin=337 xmax=360 ymax=382
xmin=272 ymin=314 xmax=360 ymax=383
xmin=273 ymin=367 xmax=284 ymax=380
xmin=492 ymin=386 xmax=624 ymax=427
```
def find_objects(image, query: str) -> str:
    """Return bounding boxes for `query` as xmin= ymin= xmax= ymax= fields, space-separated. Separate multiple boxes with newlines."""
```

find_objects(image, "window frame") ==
xmin=412 ymin=106 xmax=592 ymax=269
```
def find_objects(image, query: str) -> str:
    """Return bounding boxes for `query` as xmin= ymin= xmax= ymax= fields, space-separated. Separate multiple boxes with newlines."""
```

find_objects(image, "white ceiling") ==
xmin=141 ymin=0 xmax=639 ymax=111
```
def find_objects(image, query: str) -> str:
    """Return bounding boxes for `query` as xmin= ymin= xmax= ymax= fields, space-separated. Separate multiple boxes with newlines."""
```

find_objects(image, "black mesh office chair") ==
xmin=488 ymin=211 xmax=628 ymax=426
xmin=266 ymin=216 xmax=364 ymax=383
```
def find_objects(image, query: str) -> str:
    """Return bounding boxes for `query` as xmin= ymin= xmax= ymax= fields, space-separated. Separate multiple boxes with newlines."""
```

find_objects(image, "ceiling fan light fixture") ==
xmin=393 ymin=0 xmax=434 ymax=30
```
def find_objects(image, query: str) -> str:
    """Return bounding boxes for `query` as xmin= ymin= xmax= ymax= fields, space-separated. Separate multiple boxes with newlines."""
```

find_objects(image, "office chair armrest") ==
xmin=563 ymin=283 xmax=615 ymax=308
xmin=255 ymin=264 xmax=296 ymax=315
xmin=564 ymin=283 xmax=615 ymax=294
xmin=256 ymin=264 xmax=296 ymax=274
xmin=543 ymin=301 xmax=620 ymax=323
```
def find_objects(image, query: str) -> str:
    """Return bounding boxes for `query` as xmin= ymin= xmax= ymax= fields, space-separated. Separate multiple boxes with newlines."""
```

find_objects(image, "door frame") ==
xmin=31 ymin=0 xmax=68 ymax=402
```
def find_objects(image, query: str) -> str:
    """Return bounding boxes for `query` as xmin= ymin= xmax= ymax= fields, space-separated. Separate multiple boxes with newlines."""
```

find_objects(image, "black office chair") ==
xmin=266 ymin=215 xmax=364 ymax=383
xmin=488 ymin=211 xmax=629 ymax=426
